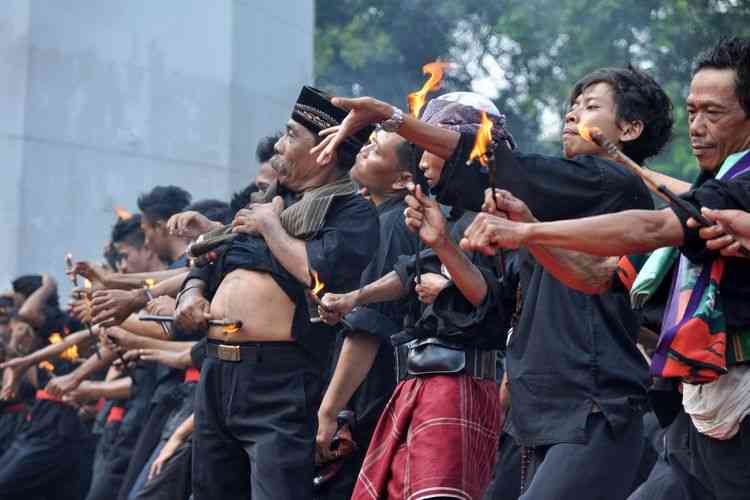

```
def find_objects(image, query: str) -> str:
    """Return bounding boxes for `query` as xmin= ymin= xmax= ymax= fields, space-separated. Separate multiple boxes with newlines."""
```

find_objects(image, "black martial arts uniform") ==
xmin=440 ymin=135 xmax=653 ymax=500
xmin=189 ymin=190 xmax=378 ymax=500
xmin=87 ymin=364 xmax=157 ymax=500
xmin=314 ymin=196 xmax=419 ymax=500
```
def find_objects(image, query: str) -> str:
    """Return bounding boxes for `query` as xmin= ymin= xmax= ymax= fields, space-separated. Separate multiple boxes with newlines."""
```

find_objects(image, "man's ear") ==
xmin=619 ymin=120 xmax=644 ymax=144
xmin=391 ymin=171 xmax=413 ymax=191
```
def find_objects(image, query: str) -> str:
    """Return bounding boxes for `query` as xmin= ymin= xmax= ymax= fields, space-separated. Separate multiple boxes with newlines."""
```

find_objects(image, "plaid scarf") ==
xmin=620 ymin=151 xmax=750 ymax=383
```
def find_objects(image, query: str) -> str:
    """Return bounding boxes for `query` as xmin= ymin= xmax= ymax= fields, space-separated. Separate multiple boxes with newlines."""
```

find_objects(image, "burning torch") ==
xmin=466 ymin=111 xmax=506 ymax=277
xmin=64 ymin=254 xmax=102 ymax=359
xmin=406 ymin=61 xmax=449 ymax=287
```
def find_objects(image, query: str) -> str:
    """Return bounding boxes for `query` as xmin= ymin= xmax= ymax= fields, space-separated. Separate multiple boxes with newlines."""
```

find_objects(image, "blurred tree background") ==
xmin=315 ymin=0 xmax=750 ymax=180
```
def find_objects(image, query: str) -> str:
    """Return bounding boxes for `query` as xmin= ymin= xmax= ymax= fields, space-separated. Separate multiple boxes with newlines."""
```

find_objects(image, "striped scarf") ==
xmin=622 ymin=150 xmax=750 ymax=383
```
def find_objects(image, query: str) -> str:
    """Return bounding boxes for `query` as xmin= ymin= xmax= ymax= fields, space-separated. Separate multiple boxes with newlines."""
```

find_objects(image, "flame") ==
xmin=577 ymin=124 xmax=601 ymax=144
xmin=311 ymin=271 xmax=325 ymax=297
xmin=114 ymin=207 xmax=132 ymax=220
xmin=38 ymin=361 xmax=55 ymax=372
xmin=144 ymin=279 xmax=155 ymax=289
xmin=49 ymin=332 xmax=78 ymax=361
xmin=223 ymin=322 xmax=241 ymax=334
xmin=468 ymin=111 xmax=495 ymax=167
xmin=84 ymin=279 xmax=92 ymax=290
xmin=407 ymin=61 xmax=449 ymax=118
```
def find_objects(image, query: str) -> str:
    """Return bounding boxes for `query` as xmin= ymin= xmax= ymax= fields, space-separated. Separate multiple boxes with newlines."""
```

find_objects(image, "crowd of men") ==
xmin=0 ymin=35 xmax=748 ymax=500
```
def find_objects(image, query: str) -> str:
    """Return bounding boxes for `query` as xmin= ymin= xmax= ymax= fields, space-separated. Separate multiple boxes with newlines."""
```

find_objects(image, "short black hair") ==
xmin=394 ymin=138 xmax=416 ymax=173
xmin=569 ymin=65 xmax=674 ymax=164
xmin=111 ymin=214 xmax=145 ymax=248
xmin=12 ymin=274 xmax=58 ymax=308
xmin=188 ymin=199 xmax=231 ymax=225
xmin=255 ymin=133 xmax=282 ymax=164
xmin=694 ymin=37 xmax=750 ymax=117
xmin=229 ymin=183 xmax=259 ymax=219
xmin=137 ymin=185 xmax=192 ymax=223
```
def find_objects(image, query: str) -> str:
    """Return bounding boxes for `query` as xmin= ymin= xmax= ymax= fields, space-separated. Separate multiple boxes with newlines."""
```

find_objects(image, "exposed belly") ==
xmin=208 ymin=269 xmax=295 ymax=343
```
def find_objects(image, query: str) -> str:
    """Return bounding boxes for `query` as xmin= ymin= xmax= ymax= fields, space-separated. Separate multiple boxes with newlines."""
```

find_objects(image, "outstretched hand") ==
xmin=310 ymin=97 xmax=394 ymax=165
xmin=404 ymin=183 xmax=448 ymax=248
xmin=689 ymin=207 xmax=750 ymax=258
xmin=481 ymin=188 xmax=537 ymax=223
xmin=460 ymin=213 xmax=531 ymax=255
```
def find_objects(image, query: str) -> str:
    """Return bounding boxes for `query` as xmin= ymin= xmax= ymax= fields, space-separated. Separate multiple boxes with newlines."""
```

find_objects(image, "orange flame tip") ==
xmin=577 ymin=124 xmax=601 ymax=144
xmin=311 ymin=271 xmax=325 ymax=296
xmin=468 ymin=111 xmax=495 ymax=167
xmin=223 ymin=323 xmax=241 ymax=334
xmin=407 ymin=61 xmax=449 ymax=118
xmin=114 ymin=207 xmax=132 ymax=220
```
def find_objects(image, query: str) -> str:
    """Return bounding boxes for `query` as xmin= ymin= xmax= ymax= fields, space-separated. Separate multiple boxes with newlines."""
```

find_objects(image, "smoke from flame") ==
xmin=407 ymin=61 xmax=449 ymax=118
xmin=114 ymin=207 xmax=132 ymax=220
xmin=311 ymin=271 xmax=325 ymax=297
xmin=468 ymin=111 xmax=495 ymax=167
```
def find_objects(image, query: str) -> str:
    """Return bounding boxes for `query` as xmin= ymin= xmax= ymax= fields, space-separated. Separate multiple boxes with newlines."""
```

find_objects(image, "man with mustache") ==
xmin=174 ymin=86 xmax=379 ymax=500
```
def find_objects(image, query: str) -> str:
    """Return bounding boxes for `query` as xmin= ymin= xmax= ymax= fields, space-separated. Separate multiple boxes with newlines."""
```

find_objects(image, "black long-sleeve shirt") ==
xmin=442 ymin=132 xmax=652 ymax=447
xmin=188 ymin=191 xmax=379 ymax=364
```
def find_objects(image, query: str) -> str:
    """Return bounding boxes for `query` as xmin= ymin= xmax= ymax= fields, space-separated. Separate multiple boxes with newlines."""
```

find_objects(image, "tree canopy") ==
xmin=315 ymin=0 xmax=750 ymax=180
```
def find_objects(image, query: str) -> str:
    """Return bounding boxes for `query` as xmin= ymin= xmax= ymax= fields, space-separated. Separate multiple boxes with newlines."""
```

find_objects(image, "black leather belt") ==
xmin=395 ymin=339 xmax=498 ymax=383
xmin=205 ymin=342 xmax=299 ymax=362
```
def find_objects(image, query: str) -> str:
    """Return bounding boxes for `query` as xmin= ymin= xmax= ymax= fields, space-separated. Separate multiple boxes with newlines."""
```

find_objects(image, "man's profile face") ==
xmin=418 ymin=151 xmax=445 ymax=188
xmin=687 ymin=68 xmax=750 ymax=172
xmin=562 ymin=82 xmax=629 ymax=159
xmin=140 ymin=215 xmax=169 ymax=261
xmin=351 ymin=130 xmax=405 ymax=194
xmin=114 ymin=241 xmax=151 ymax=274
xmin=271 ymin=120 xmax=320 ymax=192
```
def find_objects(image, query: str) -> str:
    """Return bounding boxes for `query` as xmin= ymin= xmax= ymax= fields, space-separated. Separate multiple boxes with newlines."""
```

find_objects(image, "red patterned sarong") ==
xmin=352 ymin=374 xmax=501 ymax=500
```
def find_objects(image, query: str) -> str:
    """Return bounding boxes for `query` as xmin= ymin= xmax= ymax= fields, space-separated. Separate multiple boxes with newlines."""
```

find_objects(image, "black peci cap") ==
xmin=292 ymin=86 xmax=375 ymax=158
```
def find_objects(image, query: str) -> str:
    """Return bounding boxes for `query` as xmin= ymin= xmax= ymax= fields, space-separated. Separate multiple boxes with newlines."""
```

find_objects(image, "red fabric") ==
xmin=95 ymin=397 xmax=106 ymax=414
xmin=352 ymin=374 xmax=501 ymax=500
xmin=107 ymin=406 xmax=126 ymax=423
xmin=184 ymin=367 xmax=200 ymax=383
xmin=2 ymin=403 xmax=26 ymax=414
xmin=616 ymin=255 xmax=638 ymax=290
xmin=35 ymin=390 xmax=65 ymax=403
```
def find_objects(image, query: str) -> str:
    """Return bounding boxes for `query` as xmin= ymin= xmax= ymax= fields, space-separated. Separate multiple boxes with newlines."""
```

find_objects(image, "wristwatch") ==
xmin=380 ymin=106 xmax=405 ymax=133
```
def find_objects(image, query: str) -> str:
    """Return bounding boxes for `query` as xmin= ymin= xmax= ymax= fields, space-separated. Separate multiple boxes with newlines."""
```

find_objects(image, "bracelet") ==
xmin=175 ymin=285 xmax=203 ymax=308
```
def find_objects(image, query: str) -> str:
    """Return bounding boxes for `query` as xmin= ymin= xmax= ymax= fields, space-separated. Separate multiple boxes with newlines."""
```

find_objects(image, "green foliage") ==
xmin=315 ymin=0 xmax=750 ymax=181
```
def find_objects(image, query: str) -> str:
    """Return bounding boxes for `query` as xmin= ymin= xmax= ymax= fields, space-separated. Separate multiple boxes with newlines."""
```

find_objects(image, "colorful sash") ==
xmin=644 ymin=151 xmax=750 ymax=383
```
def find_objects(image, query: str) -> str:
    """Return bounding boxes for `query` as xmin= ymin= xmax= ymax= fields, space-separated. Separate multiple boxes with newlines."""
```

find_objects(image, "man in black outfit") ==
xmin=316 ymin=64 xmax=674 ymax=499
xmin=175 ymin=86 xmax=379 ymax=500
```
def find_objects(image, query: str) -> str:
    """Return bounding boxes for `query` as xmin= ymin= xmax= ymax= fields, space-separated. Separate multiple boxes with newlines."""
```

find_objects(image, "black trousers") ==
xmin=192 ymin=342 xmax=323 ymax=500
xmin=520 ymin=412 xmax=644 ymax=500
xmin=134 ymin=440 xmax=193 ymax=500
xmin=483 ymin=431 xmax=522 ymax=500
xmin=117 ymin=390 xmax=182 ymax=500
xmin=629 ymin=411 xmax=750 ymax=500
xmin=0 ymin=403 xmax=85 ymax=500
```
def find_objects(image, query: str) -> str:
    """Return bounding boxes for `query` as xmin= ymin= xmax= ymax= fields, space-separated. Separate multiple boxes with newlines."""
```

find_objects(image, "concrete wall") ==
xmin=0 ymin=0 xmax=313 ymax=295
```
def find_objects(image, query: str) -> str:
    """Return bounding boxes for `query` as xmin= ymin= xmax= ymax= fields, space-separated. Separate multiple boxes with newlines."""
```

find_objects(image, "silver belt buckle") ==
xmin=217 ymin=344 xmax=241 ymax=362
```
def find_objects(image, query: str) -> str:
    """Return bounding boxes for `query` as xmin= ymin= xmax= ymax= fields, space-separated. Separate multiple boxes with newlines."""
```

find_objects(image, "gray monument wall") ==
xmin=0 ymin=0 xmax=313 ymax=296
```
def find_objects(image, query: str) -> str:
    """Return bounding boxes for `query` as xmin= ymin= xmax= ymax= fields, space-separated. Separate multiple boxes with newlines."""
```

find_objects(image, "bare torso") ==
xmin=208 ymin=269 xmax=295 ymax=343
